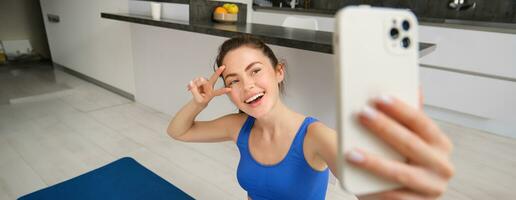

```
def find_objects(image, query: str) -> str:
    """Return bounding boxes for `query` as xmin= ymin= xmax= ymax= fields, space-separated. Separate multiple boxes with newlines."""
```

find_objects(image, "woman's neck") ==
xmin=253 ymin=99 xmax=304 ymax=140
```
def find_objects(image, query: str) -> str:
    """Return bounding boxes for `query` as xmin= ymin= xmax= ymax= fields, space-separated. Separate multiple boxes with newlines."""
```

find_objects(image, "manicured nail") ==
xmin=379 ymin=95 xmax=393 ymax=105
xmin=361 ymin=106 xmax=377 ymax=119
xmin=347 ymin=150 xmax=364 ymax=163
xmin=189 ymin=80 xmax=194 ymax=86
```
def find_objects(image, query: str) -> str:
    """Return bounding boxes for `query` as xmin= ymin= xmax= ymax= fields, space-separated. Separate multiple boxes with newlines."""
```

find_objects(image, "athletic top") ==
xmin=236 ymin=115 xmax=329 ymax=200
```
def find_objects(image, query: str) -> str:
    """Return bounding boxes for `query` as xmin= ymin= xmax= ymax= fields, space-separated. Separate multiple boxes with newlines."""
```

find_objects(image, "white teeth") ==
xmin=245 ymin=92 xmax=264 ymax=104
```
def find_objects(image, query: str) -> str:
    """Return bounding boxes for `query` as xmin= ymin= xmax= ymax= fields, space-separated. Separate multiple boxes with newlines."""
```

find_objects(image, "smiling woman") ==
xmin=213 ymin=35 xmax=287 ymax=114
xmin=215 ymin=35 xmax=286 ymax=94
xmin=166 ymin=35 xmax=454 ymax=200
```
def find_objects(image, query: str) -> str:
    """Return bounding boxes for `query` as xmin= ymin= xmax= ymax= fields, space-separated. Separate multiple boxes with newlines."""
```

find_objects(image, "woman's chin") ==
xmin=244 ymin=106 xmax=271 ymax=119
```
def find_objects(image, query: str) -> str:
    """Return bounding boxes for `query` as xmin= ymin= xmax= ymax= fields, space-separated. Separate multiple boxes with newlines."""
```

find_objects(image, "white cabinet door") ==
xmin=421 ymin=66 xmax=516 ymax=121
xmin=419 ymin=25 xmax=516 ymax=80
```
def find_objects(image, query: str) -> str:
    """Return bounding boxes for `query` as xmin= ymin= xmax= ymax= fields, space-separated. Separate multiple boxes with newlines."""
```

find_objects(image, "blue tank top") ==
xmin=236 ymin=115 xmax=329 ymax=200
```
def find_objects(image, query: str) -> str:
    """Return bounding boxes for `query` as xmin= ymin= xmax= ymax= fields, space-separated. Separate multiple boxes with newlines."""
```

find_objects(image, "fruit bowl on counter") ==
xmin=213 ymin=3 xmax=239 ymax=23
xmin=213 ymin=13 xmax=237 ymax=23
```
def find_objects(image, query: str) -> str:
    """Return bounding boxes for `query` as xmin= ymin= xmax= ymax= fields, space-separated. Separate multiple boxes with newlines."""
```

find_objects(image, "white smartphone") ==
xmin=333 ymin=6 xmax=419 ymax=195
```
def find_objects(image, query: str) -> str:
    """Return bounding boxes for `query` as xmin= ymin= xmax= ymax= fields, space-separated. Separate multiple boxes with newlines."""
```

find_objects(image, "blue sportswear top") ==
xmin=236 ymin=115 xmax=329 ymax=200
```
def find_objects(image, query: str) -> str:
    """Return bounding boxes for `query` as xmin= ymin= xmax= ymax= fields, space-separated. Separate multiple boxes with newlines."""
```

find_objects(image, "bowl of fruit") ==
xmin=213 ymin=3 xmax=239 ymax=23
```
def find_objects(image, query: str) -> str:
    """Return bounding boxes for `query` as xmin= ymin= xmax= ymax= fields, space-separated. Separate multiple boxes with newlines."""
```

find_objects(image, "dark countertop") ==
xmin=135 ymin=0 xmax=189 ymax=4
xmin=252 ymin=5 xmax=336 ymax=16
xmin=101 ymin=13 xmax=436 ymax=55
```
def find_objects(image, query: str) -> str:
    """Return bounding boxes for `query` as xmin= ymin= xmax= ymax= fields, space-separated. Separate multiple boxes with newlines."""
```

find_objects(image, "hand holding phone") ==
xmin=333 ymin=6 xmax=419 ymax=195
xmin=334 ymin=6 xmax=454 ymax=198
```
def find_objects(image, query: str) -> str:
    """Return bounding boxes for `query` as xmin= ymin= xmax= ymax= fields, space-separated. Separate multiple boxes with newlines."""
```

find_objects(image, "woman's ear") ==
xmin=275 ymin=63 xmax=285 ymax=83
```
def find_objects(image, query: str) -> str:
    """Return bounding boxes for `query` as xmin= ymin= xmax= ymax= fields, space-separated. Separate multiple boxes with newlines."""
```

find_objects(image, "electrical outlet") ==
xmin=47 ymin=14 xmax=60 ymax=23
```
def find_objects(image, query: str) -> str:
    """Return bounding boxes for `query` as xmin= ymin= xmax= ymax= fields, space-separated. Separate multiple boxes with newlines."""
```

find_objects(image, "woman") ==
xmin=167 ymin=35 xmax=454 ymax=200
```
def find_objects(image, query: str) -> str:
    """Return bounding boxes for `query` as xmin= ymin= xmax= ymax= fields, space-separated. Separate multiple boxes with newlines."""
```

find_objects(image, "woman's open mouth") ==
xmin=244 ymin=92 xmax=265 ymax=107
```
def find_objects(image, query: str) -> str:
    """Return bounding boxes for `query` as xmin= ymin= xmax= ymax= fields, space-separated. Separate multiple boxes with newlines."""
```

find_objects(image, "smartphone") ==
xmin=333 ymin=6 xmax=419 ymax=195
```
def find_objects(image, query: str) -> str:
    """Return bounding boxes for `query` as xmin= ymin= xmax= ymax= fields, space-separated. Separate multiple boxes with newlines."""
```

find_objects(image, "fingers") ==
xmin=209 ymin=65 xmax=226 ymax=86
xmin=199 ymin=77 xmax=212 ymax=95
xmin=213 ymin=87 xmax=232 ymax=96
xmin=187 ymin=77 xmax=208 ymax=94
xmin=358 ymin=104 xmax=454 ymax=178
xmin=346 ymin=149 xmax=446 ymax=197
xmin=374 ymin=96 xmax=453 ymax=154
xmin=188 ymin=80 xmax=203 ymax=103
xmin=381 ymin=189 xmax=434 ymax=200
xmin=418 ymin=86 xmax=425 ymax=110
xmin=187 ymin=75 xmax=231 ymax=104
xmin=187 ymin=77 xmax=205 ymax=90
xmin=360 ymin=188 xmax=434 ymax=200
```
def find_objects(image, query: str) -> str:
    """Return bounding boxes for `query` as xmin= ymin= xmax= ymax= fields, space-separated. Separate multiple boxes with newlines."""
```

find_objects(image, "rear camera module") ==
xmin=401 ymin=37 xmax=411 ymax=48
xmin=390 ymin=28 xmax=400 ymax=39
xmin=402 ymin=20 xmax=410 ymax=31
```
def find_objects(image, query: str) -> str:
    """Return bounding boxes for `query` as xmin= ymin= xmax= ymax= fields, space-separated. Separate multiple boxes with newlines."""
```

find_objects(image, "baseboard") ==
xmin=53 ymin=62 xmax=135 ymax=101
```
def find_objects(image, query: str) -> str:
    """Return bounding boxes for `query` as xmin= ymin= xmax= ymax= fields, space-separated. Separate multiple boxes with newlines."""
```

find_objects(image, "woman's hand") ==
xmin=187 ymin=65 xmax=231 ymax=107
xmin=348 ymin=95 xmax=454 ymax=200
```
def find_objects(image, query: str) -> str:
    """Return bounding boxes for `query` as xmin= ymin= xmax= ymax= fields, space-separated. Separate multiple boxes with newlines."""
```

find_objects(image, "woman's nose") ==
xmin=242 ymin=77 xmax=255 ymax=90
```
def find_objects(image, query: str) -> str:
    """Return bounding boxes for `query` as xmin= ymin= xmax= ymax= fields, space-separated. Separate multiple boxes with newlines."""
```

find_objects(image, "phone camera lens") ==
xmin=401 ymin=37 xmax=411 ymax=48
xmin=402 ymin=20 xmax=410 ymax=31
xmin=390 ymin=28 xmax=399 ymax=39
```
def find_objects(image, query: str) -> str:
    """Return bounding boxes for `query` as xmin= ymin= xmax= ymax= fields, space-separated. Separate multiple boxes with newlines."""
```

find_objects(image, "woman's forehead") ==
xmin=223 ymin=47 xmax=269 ymax=72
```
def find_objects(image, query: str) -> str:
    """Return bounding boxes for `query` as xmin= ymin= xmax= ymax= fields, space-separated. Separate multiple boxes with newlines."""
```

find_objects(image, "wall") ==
xmin=39 ymin=0 xmax=135 ymax=94
xmin=0 ymin=0 xmax=50 ymax=58
xmin=130 ymin=24 xmax=337 ymax=128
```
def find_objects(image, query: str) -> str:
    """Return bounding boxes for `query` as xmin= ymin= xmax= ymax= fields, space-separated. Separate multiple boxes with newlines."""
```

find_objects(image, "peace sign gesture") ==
xmin=187 ymin=65 xmax=232 ymax=107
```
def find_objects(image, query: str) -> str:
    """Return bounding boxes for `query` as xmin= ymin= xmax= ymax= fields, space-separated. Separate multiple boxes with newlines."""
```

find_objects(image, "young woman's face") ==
xmin=221 ymin=46 xmax=283 ymax=118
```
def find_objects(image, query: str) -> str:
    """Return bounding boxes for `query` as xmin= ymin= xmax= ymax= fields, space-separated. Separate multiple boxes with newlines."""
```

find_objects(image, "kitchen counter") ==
xmin=101 ymin=12 xmax=436 ymax=56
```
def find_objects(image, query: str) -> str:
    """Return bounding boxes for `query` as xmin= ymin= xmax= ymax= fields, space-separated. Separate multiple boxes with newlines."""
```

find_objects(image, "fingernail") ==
xmin=361 ymin=106 xmax=377 ymax=119
xmin=189 ymin=80 xmax=193 ymax=86
xmin=379 ymin=95 xmax=393 ymax=105
xmin=346 ymin=150 xmax=364 ymax=163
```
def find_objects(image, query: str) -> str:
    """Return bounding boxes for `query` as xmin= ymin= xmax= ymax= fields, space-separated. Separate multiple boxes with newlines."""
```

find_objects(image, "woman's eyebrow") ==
xmin=223 ymin=61 xmax=261 ymax=80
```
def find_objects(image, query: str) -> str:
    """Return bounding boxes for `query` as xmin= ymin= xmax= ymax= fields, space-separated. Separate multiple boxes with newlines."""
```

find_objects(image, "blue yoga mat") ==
xmin=19 ymin=157 xmax=194 ymax=200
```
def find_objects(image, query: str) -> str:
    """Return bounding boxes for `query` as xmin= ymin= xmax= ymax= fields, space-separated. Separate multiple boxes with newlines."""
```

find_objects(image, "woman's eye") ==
xmin=228 ymin=80 xmax=239 ymax=86
xmin=252 ymin=69 xmax=261 ymax=75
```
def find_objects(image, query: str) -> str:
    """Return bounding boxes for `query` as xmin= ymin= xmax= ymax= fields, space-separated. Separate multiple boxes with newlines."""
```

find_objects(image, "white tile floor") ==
xmin=0 ymin=67 xmax=515 ymax=199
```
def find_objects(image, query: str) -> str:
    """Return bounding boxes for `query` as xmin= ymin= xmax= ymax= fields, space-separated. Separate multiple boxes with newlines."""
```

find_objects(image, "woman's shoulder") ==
xmin=218 ymin=112 xmax=249 ymax=141
xmin=302 ymin=117 xmax=337 ymax=169
xmin=306 ymin=119 xmax=335 ymax=136
xmin=288 ymin=113 xmax=335 ymax=142
xmin=222 ymin=112 xmax=249 ymax=124
xmin=305 ymin=118 xmax=337 ymax=149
